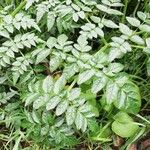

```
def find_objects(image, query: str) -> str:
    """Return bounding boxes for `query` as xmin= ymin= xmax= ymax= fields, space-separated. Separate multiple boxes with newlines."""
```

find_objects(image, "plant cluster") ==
xmin=0 ymin=0 xmax=150 ymax=149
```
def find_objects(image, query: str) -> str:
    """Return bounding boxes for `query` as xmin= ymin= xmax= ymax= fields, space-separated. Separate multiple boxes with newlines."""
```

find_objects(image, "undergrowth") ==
xmin=0 ymin=0 xmax=150 ymax=150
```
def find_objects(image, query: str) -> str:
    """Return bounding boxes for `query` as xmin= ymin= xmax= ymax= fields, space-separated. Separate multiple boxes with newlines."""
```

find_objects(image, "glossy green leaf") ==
xmin=42 ymin=76 xmax=53 ymax=93
xmin=91 ymin=76 xmax=107 ymax=94
xmin=75 ymin=112 xmax=84 ymax=130
xmin=36 ymin=49 xmax=51 ymax=64
xmin=56 ymin=100 xmax=69 ymax=116
xmin=46 ymin=96 xmax=61 ymax=110
xmin=47 ymin=13 xmax=55 ymax=31
xmin=77 ymin=69 xmax=95 ymax=85
xmin=139 ymin=24 xmax=150 ymax=33
xmin=119 ymin=23 xmax=132 ymax=36
xmin=126 ymin=17 xmax=140 ymax=27
xmin=66 ymin=106 xmax=76 ymax=125
xmin=112 ymin=121 xmax=139 ymax=138
xmin=68 ymin=88 xmax=81 ymax=100
xmin=106 ymin=81 xmax=119 ymax=104
xmin=54 ymin=75 xmax=67 ymax=94
xmin=114 ymin=81 xmax=141 ymax=113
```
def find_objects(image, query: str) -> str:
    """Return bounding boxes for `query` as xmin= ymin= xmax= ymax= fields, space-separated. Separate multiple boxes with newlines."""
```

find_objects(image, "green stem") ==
xmin=136 ymin=114 xmax=150 ymax=124
xmin=67 ymin=79 xmax=77 ymax=92
xmin=100 ymin=43 xmax=109 ymax=52
xmin=11 ymin=0 xmax=26 ymax=17
xmin=97 ymin=121 xmax=111 ymax=137
xmin=144 ymin=0 xmax=149 ymax=10
xmin=133 ymin=0 xmax=140 ymax=17
xmin=102 ymin=37 xmax=108 ymax=46
xmin=130 ymin=75 xmax=147 ymax=83
xmin=131 ymin=45 xmax=145 ymax=49
xmin=121 ymin=0 xmax=128 ymax=23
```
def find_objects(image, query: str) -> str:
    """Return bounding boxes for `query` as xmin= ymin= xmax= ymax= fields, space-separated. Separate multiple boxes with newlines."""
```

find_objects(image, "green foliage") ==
xmin=112 ymin=112 xmax=139 ymax=138
xmin=0 ymin=0 xmax=150 ymax=149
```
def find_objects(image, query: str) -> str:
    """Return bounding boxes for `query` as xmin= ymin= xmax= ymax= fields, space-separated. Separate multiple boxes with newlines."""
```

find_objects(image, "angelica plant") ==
xmin=0 ymin=0 xmax=150 ymax=149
